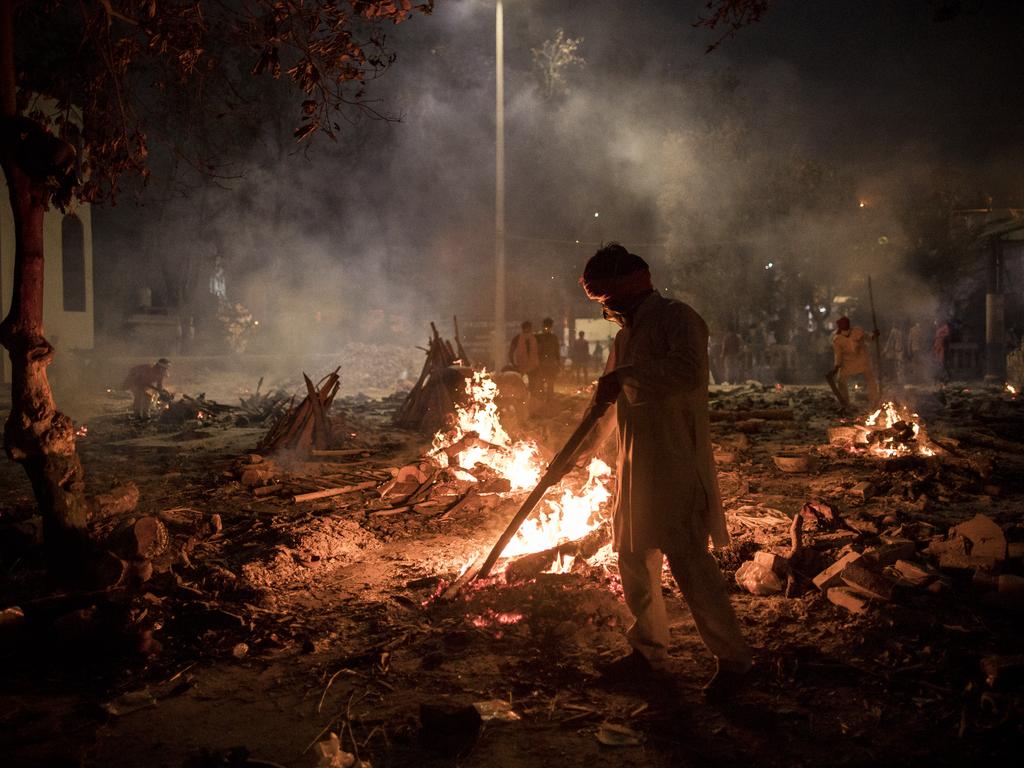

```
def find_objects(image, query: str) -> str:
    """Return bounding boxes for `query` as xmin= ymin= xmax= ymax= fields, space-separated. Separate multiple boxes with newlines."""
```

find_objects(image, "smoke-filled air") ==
xmin=3 ymin=2 xmax=1024 ymax=766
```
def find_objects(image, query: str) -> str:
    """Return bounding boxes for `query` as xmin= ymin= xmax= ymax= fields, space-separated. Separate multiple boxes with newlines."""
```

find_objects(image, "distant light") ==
xmin=254 ymin=320 xmax=260 ymax=326
xmin=575 ymin=239 xmax=580 ymax=244
xmin=819 ymin=307 xmax=827 ymax=314
xmin=764 ymin=262 xmax=774 ymax=270
xmin=858 ymin=200 xmax=867 ymax=208
xmin=593 ymin=212 xmax=599 ymax=218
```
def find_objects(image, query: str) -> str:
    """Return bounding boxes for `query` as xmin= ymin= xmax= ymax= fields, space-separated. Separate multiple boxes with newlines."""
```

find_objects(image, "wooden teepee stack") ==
xmin=257 ymin=368 xmax=343 ymax=454
xmin=393 ymin=322 xmax=466 ymax=433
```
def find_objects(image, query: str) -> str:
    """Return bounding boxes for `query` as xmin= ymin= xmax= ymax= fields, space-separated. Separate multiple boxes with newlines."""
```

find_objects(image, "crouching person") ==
xmin=123 ymin=358 xmax=171 ymax=418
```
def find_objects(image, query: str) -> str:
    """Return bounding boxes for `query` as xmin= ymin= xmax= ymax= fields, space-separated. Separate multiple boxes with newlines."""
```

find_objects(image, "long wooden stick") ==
xmin=453 ymin=315 xmax=469 ymax=362
xmin=442 ymin=399 xmax=613 ymax=599
xmin=868 ymin=276 xmax=884 ymax=397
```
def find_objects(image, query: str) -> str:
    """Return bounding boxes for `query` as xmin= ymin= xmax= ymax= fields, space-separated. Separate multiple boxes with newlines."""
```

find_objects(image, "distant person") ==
xmin=591 ymin=341 xmax=606 ymax=372
xmin=906 ymin=320 xmax=924 ymax=383
xmin=830 ymin=316 xmax=880 ymax=410
xmin=883 ymin=320 xmax=904 ymax=384
xmin=747 ymin=322 xmax=767 ymax=378
xmin=123 ymin=358 xmax=172 ymax=418
xmin=534 ymin=317 xmax=561 ymax=400
xmin=508 ymin=320 xmax=540 ymax=382
xmin=570 ymin=330 xmax=591 ymax=384
xmin=720 ymin=326 xmax=743 ymax=384
xmin=932 ymin=318 xmax=952 ymax=384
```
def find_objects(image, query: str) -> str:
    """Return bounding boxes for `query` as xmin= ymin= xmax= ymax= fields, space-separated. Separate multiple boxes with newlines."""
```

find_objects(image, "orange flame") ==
xmin=432 ymin=371 xmax=613 ymax=564
xmin=863 ymin=401 xmax=935 ymax=457
xmin=501 ymin=457 xmax=611 ymax=559
xmin=431 ymin=371 xmax=542 ymax=491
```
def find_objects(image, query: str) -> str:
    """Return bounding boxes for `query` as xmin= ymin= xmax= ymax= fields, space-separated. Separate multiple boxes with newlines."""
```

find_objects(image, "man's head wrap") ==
xmin=579 ymin=243 xmax=653 ymax=304
xmin=836 ymin=316 xmax=851 ymax=331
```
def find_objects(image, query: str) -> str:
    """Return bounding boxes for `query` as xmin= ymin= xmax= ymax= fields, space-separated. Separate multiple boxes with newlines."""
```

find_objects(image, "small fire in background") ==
xmin=432 ymin=371 xmax=613 ymax=563
xmin=74 ymin=425 xmax=88 ymax=439
xmin=862 ymin=401 xmax=936 ymax=458
xmin=1007 ymin=383 xmax=1018 ymax=396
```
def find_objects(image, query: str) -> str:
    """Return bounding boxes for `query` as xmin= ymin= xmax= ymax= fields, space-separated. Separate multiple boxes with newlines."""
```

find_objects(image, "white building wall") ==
xmin=0 ymin=176 xmax=94 ymax=384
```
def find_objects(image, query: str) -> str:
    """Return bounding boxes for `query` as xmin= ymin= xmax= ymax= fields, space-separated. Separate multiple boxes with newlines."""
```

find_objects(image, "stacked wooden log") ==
xmin=257 ymin=368 xmax=344 ymax=454
xmin=393 ymin=323 xmax=461 ymax=433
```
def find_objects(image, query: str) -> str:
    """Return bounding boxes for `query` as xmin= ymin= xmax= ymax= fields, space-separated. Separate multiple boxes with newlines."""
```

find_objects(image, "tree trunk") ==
xmin=1 ymin=0 xmax=90 ymax=575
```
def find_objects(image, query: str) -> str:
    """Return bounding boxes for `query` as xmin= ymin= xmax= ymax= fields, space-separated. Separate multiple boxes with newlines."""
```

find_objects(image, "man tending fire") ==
xmin=574 ymin=243 xmax=753 ymax=698
xmin=829 ymin=316 xmax=880 ymax=411
xmin=122 ymin=358 xmax=172 ymax=419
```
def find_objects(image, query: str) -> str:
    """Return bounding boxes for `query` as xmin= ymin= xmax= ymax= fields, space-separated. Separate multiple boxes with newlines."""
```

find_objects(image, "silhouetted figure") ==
xmin=508 ymin=321 xmax=539 ymax=381
xmin=123 ymin=358 xmax=171 ymax=418
xmin=570 ymin=330 xmax=590 ymax=384
xmin=575 ymin=242 xmax=752 ymax=697
xmin=534 ymin=317 xmax=561 ymax=400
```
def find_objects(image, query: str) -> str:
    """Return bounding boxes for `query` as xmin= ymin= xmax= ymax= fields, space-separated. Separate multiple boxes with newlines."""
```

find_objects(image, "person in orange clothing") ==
xmin=830 ymin=316 xmax=880 ymax=409
xmin=122 ymin=358 xmax=171 ymax=418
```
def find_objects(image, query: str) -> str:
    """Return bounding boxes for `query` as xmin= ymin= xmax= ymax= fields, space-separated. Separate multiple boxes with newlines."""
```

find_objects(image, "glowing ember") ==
xmin=861 ymin=401 xmax=936 ymax=458
xmin=1007 ymin=383 xmax=1018 ymax=395
xmin=471 ymin=610 xmax=524 ymax=628
xmin=74 ymin=425 xmax=88 ymax=439
xmin=432 ymin=371 xmax=614 ymax=564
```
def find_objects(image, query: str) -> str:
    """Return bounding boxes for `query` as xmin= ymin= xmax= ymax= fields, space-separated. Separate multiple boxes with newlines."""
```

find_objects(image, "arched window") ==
xmin=62 ymin=214 xmax=86 ymax=311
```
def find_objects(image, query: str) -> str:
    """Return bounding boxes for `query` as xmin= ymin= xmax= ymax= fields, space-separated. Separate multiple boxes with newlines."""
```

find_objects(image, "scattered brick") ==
xmin=826 ymin=587 xmax=869 ymax=614
xmin=813 ymin=551 xmax=863 ymax=591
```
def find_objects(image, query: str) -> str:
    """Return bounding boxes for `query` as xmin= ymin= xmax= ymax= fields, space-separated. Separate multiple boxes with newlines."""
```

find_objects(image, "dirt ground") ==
xmin=1 ymin=371 xmax=1022 ymax=768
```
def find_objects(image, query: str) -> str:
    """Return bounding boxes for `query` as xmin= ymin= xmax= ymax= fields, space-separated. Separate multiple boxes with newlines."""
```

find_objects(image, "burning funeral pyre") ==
xmin=829 ymin=400 xmax=940 ymax=459
xmin=430 ymin=371 xmax=612 ymax=568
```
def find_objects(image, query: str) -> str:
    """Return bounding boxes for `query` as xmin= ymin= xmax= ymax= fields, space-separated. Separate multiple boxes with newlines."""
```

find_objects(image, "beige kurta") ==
xmin=588 ymin=293 xmax=728 ymax=554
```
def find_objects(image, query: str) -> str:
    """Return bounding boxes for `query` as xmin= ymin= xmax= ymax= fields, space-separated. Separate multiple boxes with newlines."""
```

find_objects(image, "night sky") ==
xmin=94 ymin=0 xmax=1024 ymax=341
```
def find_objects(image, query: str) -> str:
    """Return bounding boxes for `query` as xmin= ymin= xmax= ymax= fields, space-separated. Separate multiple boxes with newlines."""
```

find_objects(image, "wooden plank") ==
xmin=439 ymin=487 xmax=480 ymax=521
xmin=292 ymin=481 xmax=377 ymax=504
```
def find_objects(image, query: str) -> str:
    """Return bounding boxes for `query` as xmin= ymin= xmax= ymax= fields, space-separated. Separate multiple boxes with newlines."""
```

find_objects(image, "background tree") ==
xmin=531 ymin=28 xmax=584 ymax=99
xmin=0 ymin=0 xmax=432 ymax=573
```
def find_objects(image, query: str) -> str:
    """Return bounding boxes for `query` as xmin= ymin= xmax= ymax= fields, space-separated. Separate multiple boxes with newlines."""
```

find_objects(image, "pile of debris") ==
xmin=732 ymin=501 xmax=1022 ymax=615
xmin=235 ymin=377 xmax=292 ymax=426
xmin=159 ymin=393 xmax=234 ymax=425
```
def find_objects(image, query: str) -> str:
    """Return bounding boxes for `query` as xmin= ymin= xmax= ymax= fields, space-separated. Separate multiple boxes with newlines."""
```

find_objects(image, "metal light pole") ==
xmin=492 ymin=0 xmax=506 ymax=370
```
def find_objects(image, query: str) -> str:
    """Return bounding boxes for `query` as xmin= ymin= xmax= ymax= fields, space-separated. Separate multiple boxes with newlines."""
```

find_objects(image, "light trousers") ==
xmin=618 ymin=547 xmax=752 ymax=671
